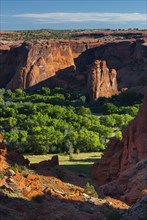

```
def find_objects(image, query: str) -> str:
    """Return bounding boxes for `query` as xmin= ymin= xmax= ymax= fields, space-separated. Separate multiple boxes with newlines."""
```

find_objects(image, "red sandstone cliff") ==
xmin=93 ymin=90 xmax=147 ymax=204
xmin=5 ymin=41 xmax=76 ymax=90
xmin=87 ymin=60 xmax=118 ymax=100
xmin=0 ymin=39 xmax=147 ymax=95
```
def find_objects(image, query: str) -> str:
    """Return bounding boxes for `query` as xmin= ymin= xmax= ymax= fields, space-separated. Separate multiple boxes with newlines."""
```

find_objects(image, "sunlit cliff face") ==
xmin=0 ymin=38 xmax=147 ymax=96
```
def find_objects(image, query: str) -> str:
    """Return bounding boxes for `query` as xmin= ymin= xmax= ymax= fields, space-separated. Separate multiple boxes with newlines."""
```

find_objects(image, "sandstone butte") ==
xmin=0 ymin=38 xmax=147 ymax=99
xmin=93 ymin=89 xmax=147 ymax=205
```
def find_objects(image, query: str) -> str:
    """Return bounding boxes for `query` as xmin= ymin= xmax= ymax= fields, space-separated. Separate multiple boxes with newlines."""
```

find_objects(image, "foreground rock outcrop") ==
xmin=0 ymin=134 xmax=130 ymax=220
xmin=93 ymin=90 xmax=147 ymax=205
xmin=87 ymin=60 xmax=118 ymax=100
xmin=122 ymin=194 xmax=147 ymax=220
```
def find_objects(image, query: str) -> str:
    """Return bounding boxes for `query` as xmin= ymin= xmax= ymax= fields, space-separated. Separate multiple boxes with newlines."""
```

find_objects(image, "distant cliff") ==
xmin=0 ymin=39 xmax=147 ymax=98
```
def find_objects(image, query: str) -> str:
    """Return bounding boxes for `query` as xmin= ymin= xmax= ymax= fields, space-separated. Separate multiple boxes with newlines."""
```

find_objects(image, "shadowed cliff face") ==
xmin=0 ymin=43 xmax=29 ymax=88
xmin=92 ymin=90 xmax=147 ymax=205
xmin=0 ymin=39 xmax=147 ymax=95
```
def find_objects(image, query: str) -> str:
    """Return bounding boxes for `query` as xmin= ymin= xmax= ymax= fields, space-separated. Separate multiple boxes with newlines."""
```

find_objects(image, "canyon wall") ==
xmin=92 ymin=89 xmax=147 ymax=204
xmin=4 ymin=41 xmax=76 ymax=90
xmin=0 ymin=39 xmax=147 ymax=96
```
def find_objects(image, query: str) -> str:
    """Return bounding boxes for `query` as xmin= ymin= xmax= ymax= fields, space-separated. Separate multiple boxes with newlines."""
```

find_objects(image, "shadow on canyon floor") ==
xmin=0 ymin=190 xmax=127 ymax=220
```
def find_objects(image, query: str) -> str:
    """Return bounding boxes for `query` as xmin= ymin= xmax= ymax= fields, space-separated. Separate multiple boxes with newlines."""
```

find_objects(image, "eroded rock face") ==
xmin=5 ymin=41 xmax=75 ymax=89
xmin=0 ymin=40 xmax=100 ymax=90
xmin=0 ymin=39 xmax=147 ymax=95
xmin=87 ymin=60 xmax=118 ymax=100
xmin=121 ymin=194 xmax=147 ymax=220
xmin=93 ymin=90 xmax=147 ymax=204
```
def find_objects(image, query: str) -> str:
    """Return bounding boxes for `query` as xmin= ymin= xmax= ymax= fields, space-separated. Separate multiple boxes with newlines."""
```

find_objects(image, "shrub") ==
xmin=84 ymin=182 xmax=98 ymax=198
xmin=115 ymin=131 xmax=122 ymax=140
xmin=11 ymin=163 xmax=23 ymax=173
xmin=76 ymin=149 xmax=80 ymax=154
xmin=69 ymin=154 xmax=74 ymax=161
xmin=0 ymin=173 xmax=4 ymax=179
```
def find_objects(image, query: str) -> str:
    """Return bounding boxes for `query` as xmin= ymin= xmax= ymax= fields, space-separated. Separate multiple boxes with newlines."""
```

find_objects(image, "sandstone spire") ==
xmin=87 ymin=60 xmax=118 ymax=101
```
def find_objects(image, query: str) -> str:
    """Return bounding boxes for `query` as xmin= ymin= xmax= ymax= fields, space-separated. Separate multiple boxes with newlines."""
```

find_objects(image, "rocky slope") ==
xmin=87 ymin=60 xmax=118 ymax=100
xmin=0 ymin=134 xmax=130 ymax=220
xmin=93 ymin=89 xmax=147 ymax=205
xmin=122 ymin=194 xmax=147 ymax=220
xmin=0 ymin=37 xmax=147 ymax=97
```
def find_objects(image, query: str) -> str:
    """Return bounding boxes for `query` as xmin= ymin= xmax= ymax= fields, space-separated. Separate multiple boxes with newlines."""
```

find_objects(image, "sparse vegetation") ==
xmin=84 ymin=182 xmax=98 ymax=198
xmin=1 ymin=29 xmax=145 ymax=42
xmin=10 ymin=163 xmax=24 ymax=173
xmin=0 ymin=173 xmax=4 ymax=179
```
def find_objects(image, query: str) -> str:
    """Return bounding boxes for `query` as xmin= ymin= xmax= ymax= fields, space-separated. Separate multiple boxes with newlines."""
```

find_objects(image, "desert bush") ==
xmin=84 ymin=182 xmax=98 ymax=198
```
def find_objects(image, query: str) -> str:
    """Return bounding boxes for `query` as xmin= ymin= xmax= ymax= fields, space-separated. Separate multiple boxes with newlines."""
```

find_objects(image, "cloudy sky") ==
xmin=1 ymin=0 xmax=147 ymax=30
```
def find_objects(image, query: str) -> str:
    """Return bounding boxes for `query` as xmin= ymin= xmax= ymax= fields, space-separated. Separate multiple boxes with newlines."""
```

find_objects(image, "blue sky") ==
xmin=1 ymin=0 xmax=147 ymax=30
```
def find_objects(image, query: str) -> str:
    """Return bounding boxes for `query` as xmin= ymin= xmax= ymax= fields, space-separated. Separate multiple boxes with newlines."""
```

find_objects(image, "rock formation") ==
xmin=0 ymin=132 xmax=130 ymax=220
xmin=0 ymin=132 xmax=29 ymax=166
xmin=0 ymin=40 xmax=100 ymax=90
xmin=5 ymin=41 xmax=75 ymax=89
xmin=87 ymin=60 xmax=118 ymax=100
xmin=122 ymin=194 xmax=147 ymax=220
xmin=93 ymin=90 xmax=147 ymax=205
xmin=0 ymin=38 xmax=147 ymax=95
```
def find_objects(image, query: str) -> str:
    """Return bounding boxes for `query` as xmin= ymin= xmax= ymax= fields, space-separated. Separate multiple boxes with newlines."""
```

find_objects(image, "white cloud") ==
xmin=13 ymin=12 xmax=146 ymax=23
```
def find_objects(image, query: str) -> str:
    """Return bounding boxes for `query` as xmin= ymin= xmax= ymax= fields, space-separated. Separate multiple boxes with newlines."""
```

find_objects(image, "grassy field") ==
xmin=24 ymin=152 xmax=102 ymax=177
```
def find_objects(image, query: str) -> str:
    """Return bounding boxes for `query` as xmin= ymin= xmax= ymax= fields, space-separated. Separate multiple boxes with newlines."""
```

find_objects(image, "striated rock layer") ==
xmin=87 ymin=60 xmax=118 ymax=100
xmin=93 ymin=90 xmax=147 ymax=205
